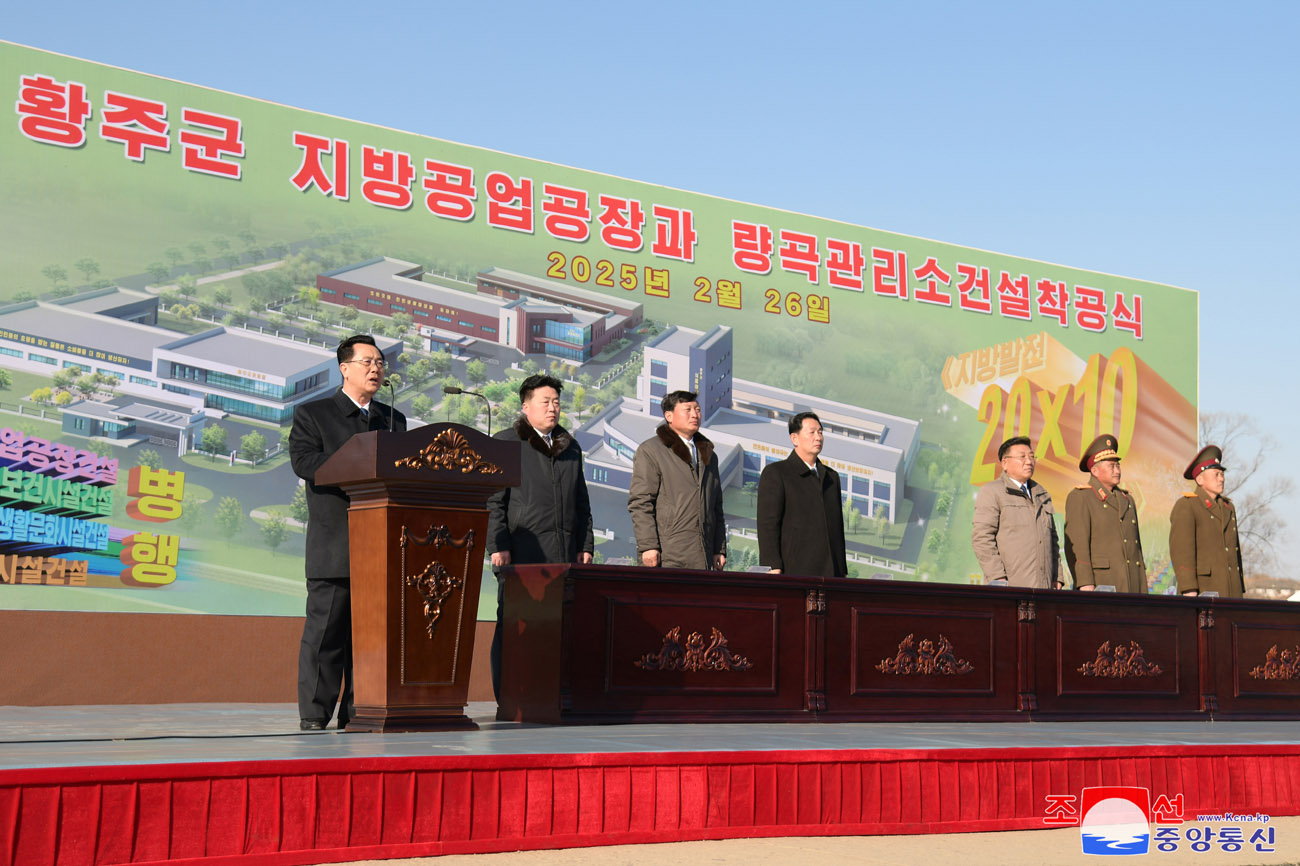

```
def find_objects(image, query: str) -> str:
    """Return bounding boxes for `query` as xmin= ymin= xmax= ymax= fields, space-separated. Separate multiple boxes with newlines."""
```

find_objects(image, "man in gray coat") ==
xmin=971 ymin=436 xmax=1060 ymax=589
xmin=486 ymin=373 xmax=593 ymax=697
xmin=628 ymin=390 xmax=726 ymax=570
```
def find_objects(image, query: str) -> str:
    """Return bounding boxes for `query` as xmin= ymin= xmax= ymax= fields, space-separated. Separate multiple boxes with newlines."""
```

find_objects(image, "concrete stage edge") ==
xmin=3 ymin=703 xmax=1299 ymax=865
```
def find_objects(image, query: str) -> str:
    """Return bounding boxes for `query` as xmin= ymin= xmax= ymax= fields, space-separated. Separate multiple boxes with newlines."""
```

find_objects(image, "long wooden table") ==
xmin=498 ymin=565 xmax=1300 ymax=723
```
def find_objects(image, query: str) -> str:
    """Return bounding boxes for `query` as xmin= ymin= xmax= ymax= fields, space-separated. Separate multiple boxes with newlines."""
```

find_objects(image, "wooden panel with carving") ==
xmin=1033 ymin=595 xmax=1199 ymax=718
xmin=397 ymin=510 xmax=483 ymax=688
xmin=348 ymin=503 xmax=488 ymax=708
xmin=498 ymin=566 xmax=1300 ymax=724
xmin=1213 ymin=602 xmax=1300 ymax=715
xmin=822 ymin=584 xmax=1020 ymax=719
xmin=560 ymin=567 xmax=811 ymax=721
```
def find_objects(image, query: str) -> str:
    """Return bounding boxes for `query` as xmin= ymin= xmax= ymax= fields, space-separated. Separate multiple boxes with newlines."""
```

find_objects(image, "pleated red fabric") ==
xmin=3 ymin=745 xmax=1298 ymax=865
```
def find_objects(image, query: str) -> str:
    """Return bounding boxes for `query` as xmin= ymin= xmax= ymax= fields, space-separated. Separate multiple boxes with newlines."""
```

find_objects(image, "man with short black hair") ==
xmin=628 ymin=390 xmax=726 ymax=570
xmin=757 ymin=412 xmax=847 ymax=577
xmin=289 ymin=334 xmax=406 ymax=730
xmin=972 ymin=436 xmax=1060 ymax=588
xmin=485 ymin=373 xmax=593 ymax=698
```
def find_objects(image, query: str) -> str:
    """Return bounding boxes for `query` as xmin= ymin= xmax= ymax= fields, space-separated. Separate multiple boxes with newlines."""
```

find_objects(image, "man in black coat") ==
xmin=289 ymin=335 xmax=406 ymax=730
xmin=756 ymin=412 xmax=847 ymax=578
xmin=485 ymin=373 xmax=593 ymax=698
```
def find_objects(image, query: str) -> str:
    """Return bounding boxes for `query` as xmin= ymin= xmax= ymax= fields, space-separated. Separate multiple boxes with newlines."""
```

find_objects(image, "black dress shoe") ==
xmin=337 ymin=717 xmax=350 ymax=730
xmin=300 ymin=719 xmax=327 ymax=730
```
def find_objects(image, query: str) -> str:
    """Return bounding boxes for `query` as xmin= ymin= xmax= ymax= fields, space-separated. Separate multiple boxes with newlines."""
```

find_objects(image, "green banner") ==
xmin=0 ymin=41 xmax=1197 ymax=614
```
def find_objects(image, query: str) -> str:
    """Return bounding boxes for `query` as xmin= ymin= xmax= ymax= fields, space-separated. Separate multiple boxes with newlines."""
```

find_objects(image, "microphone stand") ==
xmin=383 ymin=377 xmax=397 ymax=432
xmin=441 ymin=385 xmax=494 ymax=436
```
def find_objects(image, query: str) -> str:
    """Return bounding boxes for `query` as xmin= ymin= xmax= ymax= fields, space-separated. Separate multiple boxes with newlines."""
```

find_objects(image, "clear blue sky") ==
xmin=7 ymin=1 xmax=1298 ymax=570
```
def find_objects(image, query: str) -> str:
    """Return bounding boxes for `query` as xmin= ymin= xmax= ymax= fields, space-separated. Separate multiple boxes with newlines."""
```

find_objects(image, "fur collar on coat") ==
xmin=514 ymin=416 xmax=572 ymax=458
xmin=655 ymin=423 xmax=715 ymax=468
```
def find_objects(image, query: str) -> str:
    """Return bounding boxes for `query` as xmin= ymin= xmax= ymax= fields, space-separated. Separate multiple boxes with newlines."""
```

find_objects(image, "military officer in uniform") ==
xmin=1169 ymin=445 xmax=1244 ymax=598
xmin=1064 ymin=434 xmax=1148 ymax=593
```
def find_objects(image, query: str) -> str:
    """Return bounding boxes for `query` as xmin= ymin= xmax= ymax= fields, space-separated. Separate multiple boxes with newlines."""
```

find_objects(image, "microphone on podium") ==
xmin=441 ymin=385 xmax=494 ymax=436
xmin=383 ymin=378 xmax=396 ymax=432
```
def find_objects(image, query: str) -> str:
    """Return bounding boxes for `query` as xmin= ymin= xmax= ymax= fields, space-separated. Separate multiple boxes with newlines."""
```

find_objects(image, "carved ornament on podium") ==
xmin=634 ymin=626 xmax=754 ymax=672
xmin=1249 ymin=644 xmax=1300 ymax=681
xmin=401 ymin=524 xmax=475 ymax=639
xmin=395 ymin=429 xmax=503 ymax=474
xmin=875 ymin=633 xmax=974 ymax=676
xmin=1077 ymin=640 xmax=1163 ymax=678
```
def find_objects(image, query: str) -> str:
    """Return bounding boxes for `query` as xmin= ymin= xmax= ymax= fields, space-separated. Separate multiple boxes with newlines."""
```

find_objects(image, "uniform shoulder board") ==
xmin=1182 ymin=492 xmax=1197 ymax=497
xmin=1074 ymin=484 xmax=1090 ymax=489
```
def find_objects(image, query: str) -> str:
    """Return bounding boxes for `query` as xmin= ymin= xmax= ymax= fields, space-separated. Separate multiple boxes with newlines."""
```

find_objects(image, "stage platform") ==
xmin=3 ymin=703 xmax=1299 ymax=865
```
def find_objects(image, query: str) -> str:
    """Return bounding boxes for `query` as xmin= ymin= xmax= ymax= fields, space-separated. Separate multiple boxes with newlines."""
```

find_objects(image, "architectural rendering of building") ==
xmin=61 ymin=397 xmax=209 ymax=455
xmin=575 ymin=325 xmax=921 ymax=524
xmin=316 ymin=258 xmax=642 ymax=362
xmin=0 ymin=289 xmax=379 ymax=428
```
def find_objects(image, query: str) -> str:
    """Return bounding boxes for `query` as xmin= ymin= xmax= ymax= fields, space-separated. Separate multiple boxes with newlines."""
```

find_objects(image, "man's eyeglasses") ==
xmin=1004 ymin=452 xmax=1036 ymax=463
xmin=345 ymin=358 xmax=386 ymax=369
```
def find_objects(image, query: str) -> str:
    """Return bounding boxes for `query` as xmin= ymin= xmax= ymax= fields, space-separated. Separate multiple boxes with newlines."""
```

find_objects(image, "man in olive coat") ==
xmin=628 ymin=390 xmax=726 ymax=570
xmin=486 ymin=374 xmax=594 ymax=697
xmin=972 ymin=436 xmax=1060 ymax=588
xmin=757 ymin=412 xmax=847 ymax=578
xmin=1064 ymin=433 xmax=1148 ymax=593
xmin=1169 ymin=444 xmax=1244 ymax=598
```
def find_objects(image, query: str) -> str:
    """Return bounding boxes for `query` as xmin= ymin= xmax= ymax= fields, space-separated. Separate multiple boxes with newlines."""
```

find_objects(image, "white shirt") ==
xmin=342 ymin=390 xmax=372 ymax=413
xmin=677 ymin=433 xmax=698 ymax=467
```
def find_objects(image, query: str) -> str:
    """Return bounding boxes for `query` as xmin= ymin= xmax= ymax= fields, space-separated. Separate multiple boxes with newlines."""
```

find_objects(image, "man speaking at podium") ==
xmin=289 ymin=335 xmax=407 ymax=731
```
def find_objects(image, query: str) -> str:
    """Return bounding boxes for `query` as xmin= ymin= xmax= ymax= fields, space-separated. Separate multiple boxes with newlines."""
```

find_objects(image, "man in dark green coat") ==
xmin=1169 ymin=445 xmax=1244 ymax=598
xmin=1064 ymin=434 xmax=1148 ymax=593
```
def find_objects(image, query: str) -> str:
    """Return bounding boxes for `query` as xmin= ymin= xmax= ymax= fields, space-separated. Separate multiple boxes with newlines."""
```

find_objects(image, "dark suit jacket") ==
xmin=289 ymin=389 xmax=407 ymax=579
xmin=756 ymin=451 xmax=847 ymax=578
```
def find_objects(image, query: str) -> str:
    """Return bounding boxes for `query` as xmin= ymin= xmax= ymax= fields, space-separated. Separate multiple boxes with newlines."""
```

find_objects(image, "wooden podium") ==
xmin=315 ymin=423 xmax=519 ymax=732
xmin=500 ymin=565 xmax=1300 ymax=724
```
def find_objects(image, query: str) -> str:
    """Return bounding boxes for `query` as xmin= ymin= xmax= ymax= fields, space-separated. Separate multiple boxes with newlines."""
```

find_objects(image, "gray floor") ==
xmin=3 ymin=702 xmax=1300 ymax=771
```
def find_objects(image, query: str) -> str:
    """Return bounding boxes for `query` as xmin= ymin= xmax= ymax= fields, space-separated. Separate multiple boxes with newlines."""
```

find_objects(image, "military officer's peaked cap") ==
xmin=1184 ymin=444 xmax=1225 ymax=480
xmin=1079 ymin=434 xmax=1121 ymax=472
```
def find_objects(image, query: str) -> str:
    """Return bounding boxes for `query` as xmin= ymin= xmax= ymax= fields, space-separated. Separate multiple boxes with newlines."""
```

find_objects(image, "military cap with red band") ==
xmin=1079 ymin=434 xmax=1121 ymax=472
xmin=1184 ymin=444 xmax=1225 ymax=480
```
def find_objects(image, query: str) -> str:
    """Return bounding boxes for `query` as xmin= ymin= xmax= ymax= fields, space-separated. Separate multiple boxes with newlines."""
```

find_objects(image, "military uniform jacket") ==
xmin=1169 ymin=490 xmax=1244 ymax=598
xmin=971 ymin=472 xmax=1059 ymax=588
xmin=1064 ymin=476 xmax=1147 ymax=593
